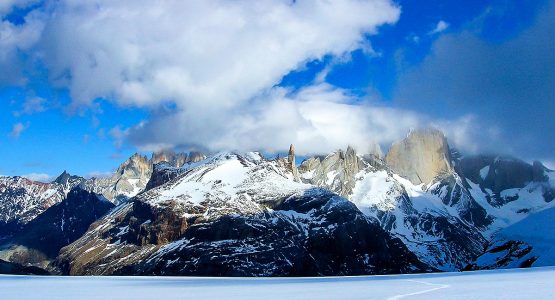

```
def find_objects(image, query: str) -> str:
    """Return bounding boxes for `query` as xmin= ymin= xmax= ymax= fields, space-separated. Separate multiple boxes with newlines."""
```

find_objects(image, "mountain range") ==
xmin=0 ymin=128 xmax=553 ymax=276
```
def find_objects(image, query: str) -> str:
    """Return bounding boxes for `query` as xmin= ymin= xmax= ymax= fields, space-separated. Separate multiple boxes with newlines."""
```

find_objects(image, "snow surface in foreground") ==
xmin=2 ymin=267 xmax=555 ymax=300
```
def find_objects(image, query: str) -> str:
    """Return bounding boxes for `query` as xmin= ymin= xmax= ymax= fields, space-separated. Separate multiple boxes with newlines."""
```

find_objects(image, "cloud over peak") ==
xmin=40 ymin=0 xmax=400 ymax=109
xmin=27 ymin=0 xmax=401 ymax=154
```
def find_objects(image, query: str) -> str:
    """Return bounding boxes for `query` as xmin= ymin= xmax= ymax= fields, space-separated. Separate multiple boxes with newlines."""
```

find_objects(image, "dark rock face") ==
xmin=105 ymin=200 xmax=188 ymax=247
xmin=428 ymin=175 xmax=493 ymax=230
xmin=113 ymin=190 xmax=432 ymax=276
xmin=457 ymin=155 xmax=553 ymax=206
xmin=464 ymin=240 xmax=535 ymax=271
xmin=0 ymin=259 xmax=49 ymax=275
xmin=145 ymin=163 xmax=186 ymax=191
xmin=14 ymin=188 xmax=114 ymax=257
xmin=52 ymin=171 xmax=85 ymax=194
xmin=459 ymin=156 xmax=546 ymax=192
xmin=0 ymin=188 xmax=114 ymax=271
xmin=0 ymin=177 xmax=66 ymax=239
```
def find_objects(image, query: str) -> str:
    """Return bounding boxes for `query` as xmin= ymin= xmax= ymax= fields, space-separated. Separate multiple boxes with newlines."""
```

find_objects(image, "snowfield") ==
xmin=1 ymin=267 xmax=554 ymax=300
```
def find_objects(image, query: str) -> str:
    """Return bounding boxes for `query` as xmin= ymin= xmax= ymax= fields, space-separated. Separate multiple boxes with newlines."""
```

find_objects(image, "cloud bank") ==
xmin=2 ymin=0 xmax=550 ymax=160
xmin=394 ymin=0 xmax=555 ymax=160
xmin=35 ymin=0 xmax=421 ymax=154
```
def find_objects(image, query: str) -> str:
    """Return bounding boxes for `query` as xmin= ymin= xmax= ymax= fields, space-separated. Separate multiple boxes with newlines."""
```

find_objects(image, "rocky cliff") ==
xmin=385 ymin=128 xmax=453 ymax=185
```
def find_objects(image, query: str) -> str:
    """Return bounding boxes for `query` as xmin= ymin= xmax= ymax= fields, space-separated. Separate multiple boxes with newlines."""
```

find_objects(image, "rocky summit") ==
xmin=385 ymin=128 xmax=453 ymax=185
xmin=0 ymin=128 xmax=554 ymax=276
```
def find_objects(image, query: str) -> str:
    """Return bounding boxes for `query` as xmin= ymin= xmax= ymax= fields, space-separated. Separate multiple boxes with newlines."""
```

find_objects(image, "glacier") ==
xmin=1 ymin=267 xmax=554 ymax=299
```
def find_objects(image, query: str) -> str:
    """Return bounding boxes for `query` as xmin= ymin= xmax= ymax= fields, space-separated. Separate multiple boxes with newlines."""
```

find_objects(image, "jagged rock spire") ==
xmin=288 ymin=144 xmax=295 ymax=163
xmin=288 ymin=144 xmax=300 ymax=182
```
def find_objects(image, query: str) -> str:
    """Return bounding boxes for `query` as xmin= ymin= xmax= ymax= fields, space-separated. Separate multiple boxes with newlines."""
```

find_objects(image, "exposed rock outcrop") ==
xmin=457 ymin=155 xmax=554 ymax=206
xmin=288 ymin=144 xmax=300 ymax=182
xmin=0 ymin=177 xmax=66 ymax=239
xmin=52 ymin=171 xmax=85 ymax=194
xmin=385 ymin=128 xmax=453 ymax=185
xmin=82 ymin=151 xmax=207 ymax=204
xmin=0 ymin=259 xmax=49 ymax=275
xmin=55 ymin=153 xmax=432 ymax=276
xmin=0 ymin=188 xmax=114 ymax=273
xmin=299 ymin=146 xmax=371 ymax=197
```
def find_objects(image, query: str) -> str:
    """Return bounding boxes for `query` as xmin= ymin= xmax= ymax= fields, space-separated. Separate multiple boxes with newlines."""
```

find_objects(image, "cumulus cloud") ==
xmin=38 ymin=0 xmax=399 ymax=108
xmin=0 ymin=5 xmax=44 ymax=86
xmin=0 ymin=1 xmax=500 ymax=157
xmin=128 ymin=82 xmax=480 ymax=155
xmin=9 ymin=122 xmax=29 ymax=138
xmin=394 ymin=0 xmax=555 ymax=160
xmin=27 ymin=0 xmax=406 ymax=154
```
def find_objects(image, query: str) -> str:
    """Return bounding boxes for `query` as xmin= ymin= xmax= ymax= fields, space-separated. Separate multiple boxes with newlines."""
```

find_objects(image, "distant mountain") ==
xmin=0 ymin=129 xmax=554 ymax=275
xmin=56 ymin=153 xmax=430 ymax=276
xmin=78 ymin=150 xmax=207 ymax=204
xmin=0 ymin=177 xmax=66 ymax=239
xmin=298 ymin=129 xmax=554 ymax=270
xmin=0 ymin=150 xmax=205 ymax=239
xmin=0 ymin=188 xmax=114 ymax=273
xmin=0 ymin=259 xmax=49 ymax=275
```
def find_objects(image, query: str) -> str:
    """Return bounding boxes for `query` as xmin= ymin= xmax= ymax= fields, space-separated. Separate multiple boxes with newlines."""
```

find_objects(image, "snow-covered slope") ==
xmin=0 ymin=188 xmax=114 ymax=272
xmin=2 ymin=267 xmax=555 ymax=299
xmin=469 ymin=206 xmax=555 ymax=270
xmin=300 ymin=151 xmax=486 ymax=271
xmin=0 ymin=151 xmax=205 ymax=240
xmin=2 ymin=128 xmax=554 ymax=275
xmin=56 ymin=152 xmax=430 ymax=276
xmin=298 ymin=129 xmax=555 ymax=271
xmin=0 ymin=176 xmax=66 ymax=237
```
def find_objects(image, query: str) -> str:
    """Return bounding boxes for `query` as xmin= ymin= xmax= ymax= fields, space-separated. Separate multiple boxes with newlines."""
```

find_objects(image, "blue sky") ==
xmin=0 ymin=0 xmax=553 ymax=180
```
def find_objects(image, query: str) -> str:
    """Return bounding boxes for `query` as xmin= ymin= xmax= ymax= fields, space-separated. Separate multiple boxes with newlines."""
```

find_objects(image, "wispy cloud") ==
xmin=86 ymin=171 xmax=113 ymax=179
xmin=429 ymin=20 xmax=450 ymax=35
xmin=109 ymin=126 xmax=128 ymax=149
xmin=22 ymin=173 xmax=52 ymax=182
xmin=13 ymin=97 xmax=47 ymax=116
xmin=9 ymin=122 xmax=29 ymax=139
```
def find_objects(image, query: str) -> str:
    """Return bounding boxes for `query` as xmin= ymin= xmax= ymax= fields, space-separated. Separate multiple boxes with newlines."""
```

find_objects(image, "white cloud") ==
xmin=128 ymin=83 xmax=481 ymax=155
xmin=23 ymin=0 xmax=403 ymax=154
xmin=14 ymin=96 xmax=47 ymax=115
xmin=9 ymin=122 xmax=29 ymax=138
xmin=0 ymin=0 xmax=39 ymax=16
xmin=0 ymin=1 xmax=495 ymax=157
xmin=22 ymin=173 xmax=52 ymax=182
xmin=0 ymin=6 xmax=44 ymax=85
xmin=38 ymin=0 xmax=399 ymax=110
xmin=429 ymin=20 xmax=449 ymax=35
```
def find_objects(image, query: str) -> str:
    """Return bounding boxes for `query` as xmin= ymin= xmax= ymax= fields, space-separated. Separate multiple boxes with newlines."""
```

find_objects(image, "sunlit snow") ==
xmin=1 ymin=267 xmax=554 ymax=299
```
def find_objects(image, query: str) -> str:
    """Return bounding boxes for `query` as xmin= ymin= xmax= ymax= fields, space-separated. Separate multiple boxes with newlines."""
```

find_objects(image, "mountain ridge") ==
xmin=0 ymin=128 xmax=553 ymax=275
